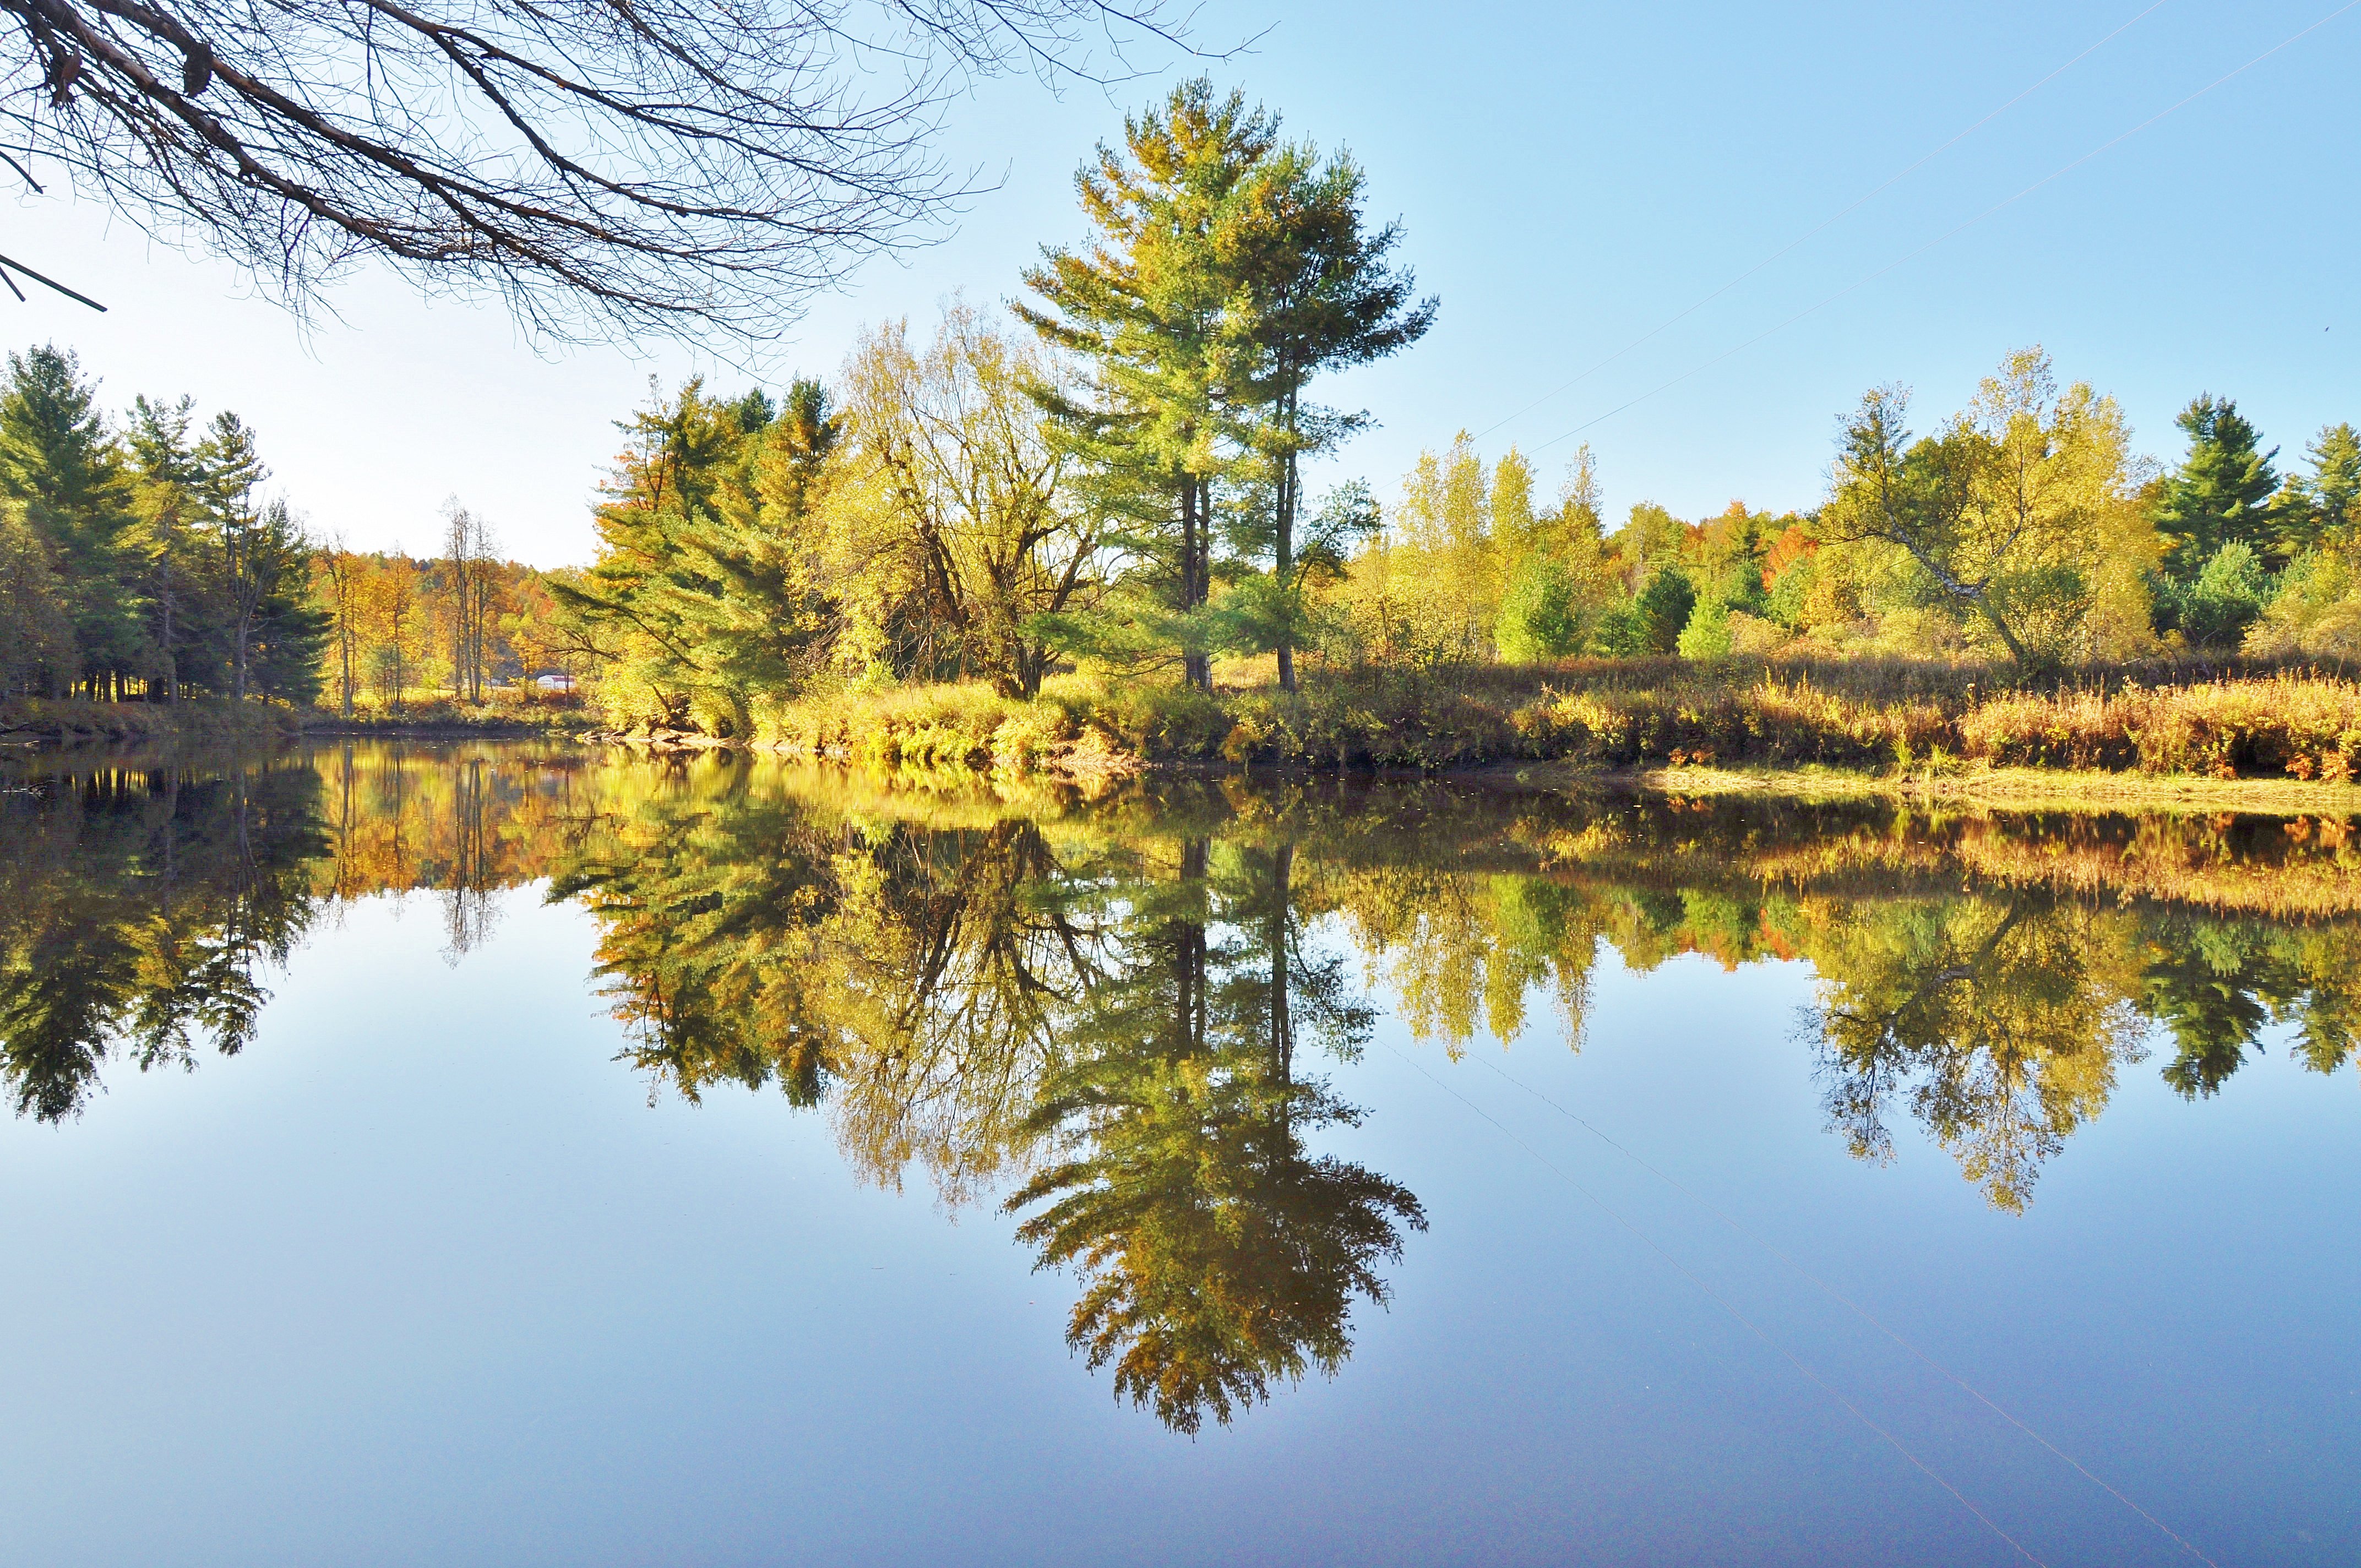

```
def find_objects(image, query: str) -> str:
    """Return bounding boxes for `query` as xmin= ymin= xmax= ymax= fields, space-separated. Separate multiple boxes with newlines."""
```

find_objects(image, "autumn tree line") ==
xmin=0 ymin=342 xmax=577 ymax=715
xmin=557 ymin=82 xmax=2361 ymax=744
xmin=311 ymin=513 xmax=576 ymax=718
xmin=10 ymin=80 xmax=2359 ymax=735
xmin=1310 ymin=354 xmax=2359 ymax=671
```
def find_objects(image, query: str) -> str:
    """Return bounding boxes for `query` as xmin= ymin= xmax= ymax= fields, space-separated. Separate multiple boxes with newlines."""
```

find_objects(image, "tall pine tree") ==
xmin=2284 ymin=422 xmax=2361 ymax=555
xmin=125 ymin=394 xmax=209 ymax=701
xmin=1019 ymin=79 xmax=1278 ymax=692
xmin=1229 ymin=144 xmax=1434 ymax=690
xmin=2152 ymin=394 xmax=2280 ymax=577
xmin=0 ymin=346 xmax=143 ymax=697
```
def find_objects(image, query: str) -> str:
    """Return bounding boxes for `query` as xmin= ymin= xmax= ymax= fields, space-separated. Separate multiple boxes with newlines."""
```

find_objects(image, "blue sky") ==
xmin=25 ymin=0 xmax=2361 ymax=564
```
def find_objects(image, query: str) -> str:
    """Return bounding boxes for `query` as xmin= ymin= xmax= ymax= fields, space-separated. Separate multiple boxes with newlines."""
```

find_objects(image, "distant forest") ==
xmin=0 ymin=342 xmax=574 ymax=711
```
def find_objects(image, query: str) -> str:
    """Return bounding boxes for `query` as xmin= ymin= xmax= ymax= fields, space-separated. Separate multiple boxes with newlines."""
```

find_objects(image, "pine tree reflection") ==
xmin=0 ymin=759 xmax=322 ymax=1120
xmin=1006 ymin=840 xmax=1423 ymax=1434
xmin=552 ymin=805 xmax=1427 ymax=1434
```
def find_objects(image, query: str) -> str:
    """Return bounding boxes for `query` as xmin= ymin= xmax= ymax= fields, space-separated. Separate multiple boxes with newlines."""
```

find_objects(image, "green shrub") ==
xmin=1495 ymin=557 xmax=1582 ymax=662
xmin=2167 ymin=541 xmax=2272 ymax=649
xmin=1675 ymin=602 xmax=1733 ymax=660
xmin=1634 ymin=569 xmax=1696 ymax=655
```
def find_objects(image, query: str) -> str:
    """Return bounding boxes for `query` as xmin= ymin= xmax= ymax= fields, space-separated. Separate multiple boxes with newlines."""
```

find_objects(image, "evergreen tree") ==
xmin=125 ymin=395 xmax=211 ymax=701
xmin=555 ymin=375 xmax=839 ymax=733
xmin=1019 ymin=79 xmax=1280 ymax=692
xmin=761 ymin=378 xmax=841 ymax=524
xmin=1495 ymin=556 xmax=1580 ymax=662
xmin=1634 ymin=567 xmax=1696 ymax=655
xmin=1228 ymin=142 xmax=1435 ymax=690
xmin=194 ymin=412 xmax=276 ymax=701
xmin=553 ymin=377 xmax=752 ymax=727
xmin=2153 ymin=394 xmax=2280 ymax=576
xmin=0 ymin=346 xmax=143 ymax=696
xmin=2283 ymin=422 xmax=2361 ymax=554
xmin=245 ymin=498 xmax=331 ymax=704
xmin=0 ymin=494 xmax=70 ymax=695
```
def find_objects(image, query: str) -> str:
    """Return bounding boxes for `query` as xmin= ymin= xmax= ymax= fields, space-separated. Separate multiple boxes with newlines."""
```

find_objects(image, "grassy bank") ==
xmin=747 ymin=659 xmax=2361 ymax=795
xmin=1 ymin=695 xmax=589 ymax=747
xmin=0 ymin=697 xmax=299 ymax=746
xmin=301 ymin=700 xmax=584 ymax=737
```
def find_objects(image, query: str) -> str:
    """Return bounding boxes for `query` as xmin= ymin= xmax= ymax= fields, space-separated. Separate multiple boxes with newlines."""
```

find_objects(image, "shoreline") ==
xmin=14 ymin=715 xmax=2361 ymax=817
xmin=1473 ymin=760 xmax=2361 ymax=814
xmin=582 ymin=729 xmax=2361 ymax=815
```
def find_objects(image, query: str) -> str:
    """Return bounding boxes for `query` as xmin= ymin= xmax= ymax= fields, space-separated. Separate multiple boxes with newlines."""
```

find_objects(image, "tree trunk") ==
xmin=1276 ymin=428 xmax=1298 ymax=694
xmin=1269 ymin=842 xmax=1293 ymax=1142
xmin=1181 ymin=476 xmax=1211 ymax=693
xmin=1180 ymin=838 xmax=1209 ymax=1052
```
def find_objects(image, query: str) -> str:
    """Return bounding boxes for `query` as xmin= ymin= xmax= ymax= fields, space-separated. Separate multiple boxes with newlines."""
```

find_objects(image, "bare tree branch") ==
xmin=0 ymin=0 xmax=1199 ymax=343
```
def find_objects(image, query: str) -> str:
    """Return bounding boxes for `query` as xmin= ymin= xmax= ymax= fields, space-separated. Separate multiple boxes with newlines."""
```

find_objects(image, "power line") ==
xmin=1383 ymin=1041 xmax=2050 ymax=1567
xmin=1471 ymin=0 xmax=2174 ymax=447
xmin=1467 ymin=1049 xmax=2222 ymax=1568
xmin=1526 ymin=0 xmax=2361 ymax=458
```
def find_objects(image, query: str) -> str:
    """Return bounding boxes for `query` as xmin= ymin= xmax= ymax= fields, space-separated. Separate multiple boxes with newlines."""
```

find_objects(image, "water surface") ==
xmin=3 ymin=744 xmax=2356 ymax=1566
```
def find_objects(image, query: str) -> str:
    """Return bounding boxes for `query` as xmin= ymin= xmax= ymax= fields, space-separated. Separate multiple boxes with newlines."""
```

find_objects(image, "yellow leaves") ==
xmin=815 ymin=301 xmax=1093 ymax=694
xmin=1335 ymin=433 xmax=1558 ymax=666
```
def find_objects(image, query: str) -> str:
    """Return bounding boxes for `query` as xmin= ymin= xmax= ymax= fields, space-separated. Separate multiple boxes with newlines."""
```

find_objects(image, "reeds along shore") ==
xmin=0 ymin=696 xmax=298 ymax=745
xmin=743 ymin=658 xmax=2361 ymax=785
xmin=3 ymin=693 xmax=586 ymax=745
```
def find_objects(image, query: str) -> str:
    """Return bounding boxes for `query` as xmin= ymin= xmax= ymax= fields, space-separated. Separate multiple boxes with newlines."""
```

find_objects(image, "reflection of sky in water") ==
xmin=1 ymin=758 xmax=2357 ymax=1566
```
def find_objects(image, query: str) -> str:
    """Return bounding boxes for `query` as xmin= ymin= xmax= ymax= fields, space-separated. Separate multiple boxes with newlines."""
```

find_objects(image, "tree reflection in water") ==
xmin=1803 ymin=897 xmax=2148 ymax=1213
xmin=0 ymin=756 xmax=323 ymax=1121
xmin=1007 ymin=840 xmax=1421 ymax=1434
xmin=7 ymin=746 xmax=2361 ymax=1422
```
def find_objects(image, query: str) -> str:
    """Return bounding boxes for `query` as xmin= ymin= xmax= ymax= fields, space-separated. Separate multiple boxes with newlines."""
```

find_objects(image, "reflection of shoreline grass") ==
xmin=1502 ymin=761 xmax=2361 ymax=816
xmin=302 ymin=709 xmax=578 ymax=737
xmin=721 ymin=662 xmax=2361 ymax=804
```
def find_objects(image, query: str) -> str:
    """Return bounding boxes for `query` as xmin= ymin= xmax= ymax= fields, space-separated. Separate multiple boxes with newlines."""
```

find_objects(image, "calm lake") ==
xmin=3 ymin=743 xmax=2356 ymax=1567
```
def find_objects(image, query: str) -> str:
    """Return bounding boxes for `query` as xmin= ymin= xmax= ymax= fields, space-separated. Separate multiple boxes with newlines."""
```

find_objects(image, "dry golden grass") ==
xmin=709 ymin=657 xmax=2361 ymax=788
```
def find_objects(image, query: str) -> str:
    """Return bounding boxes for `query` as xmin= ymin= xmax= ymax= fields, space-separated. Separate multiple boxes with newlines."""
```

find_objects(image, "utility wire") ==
xmin=1526 ymin=0 xmax=2361 ymax=457
xmin=1471 ymin=0 xmax=2174 ymax=446
xmin=1467 ymin=1050 xmax=2222 ymax=1567
xmin=1382 ymin=1041 xmax=2049 ymax=1567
